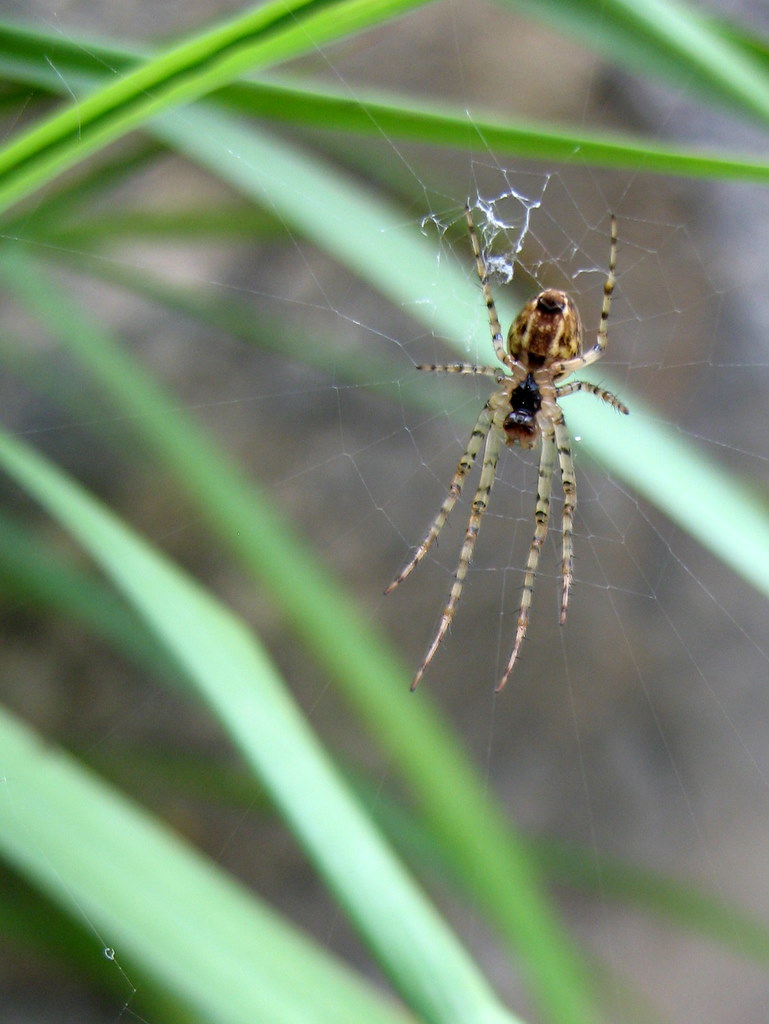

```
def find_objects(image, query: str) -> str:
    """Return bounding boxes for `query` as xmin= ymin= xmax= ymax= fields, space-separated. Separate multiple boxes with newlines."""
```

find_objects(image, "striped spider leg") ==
xmin=387 ymin=203 xmax=628 ymax=691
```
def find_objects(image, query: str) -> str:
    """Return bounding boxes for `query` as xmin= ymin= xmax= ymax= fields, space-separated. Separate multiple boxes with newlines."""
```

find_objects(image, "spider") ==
xmin=386 ymin=202 xmax=628 ymax=692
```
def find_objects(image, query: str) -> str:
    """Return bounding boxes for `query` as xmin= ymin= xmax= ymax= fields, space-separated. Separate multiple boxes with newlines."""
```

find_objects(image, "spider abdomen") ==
xmin=504 ymin=373 xmax=541 ymax=447
xmin=508 ymin=288 xmax=583 ymax=365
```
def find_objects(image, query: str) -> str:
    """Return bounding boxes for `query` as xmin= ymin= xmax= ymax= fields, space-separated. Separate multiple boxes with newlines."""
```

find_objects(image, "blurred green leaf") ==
xmin=0 ymin=0 xmax=430 ymax=213
xmin=0 ymin=427 xmax=520 ymax=1024
xmin=1 ymin=16 xmax=769 ymax=188
xmin=500 ymin=0 xmax=769 ymax=122
xmin=0 ymin=707 xmax=417 ymax=1024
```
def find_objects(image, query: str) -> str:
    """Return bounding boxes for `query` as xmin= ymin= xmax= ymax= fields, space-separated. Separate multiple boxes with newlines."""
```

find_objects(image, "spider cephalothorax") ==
xmin=386 ymin=203 xmax=628 ymax=692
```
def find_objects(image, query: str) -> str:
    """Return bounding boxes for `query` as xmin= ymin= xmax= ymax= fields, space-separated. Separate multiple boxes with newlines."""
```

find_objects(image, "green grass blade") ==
xmin=38 ymin=206 xmax=275 ymax=243
xmin=0 ymin=706 xmax=417 ymax=1024
xmin=0 ymin=0 xmax=429 ymax=214
xmin=0 ymin=427 xmax=520 ymax=1024
xmin=5 ymin=1 xmax=769 ymax=109
xmin=501 ymin=0 xmax=769 ymax=121
xmin=2 ymin=20 xmax=769 ymax=185
xmin=214 ymin=78 xmax=769 ymax=183
xmin=0 ymin=19 xmax=139 ymax=86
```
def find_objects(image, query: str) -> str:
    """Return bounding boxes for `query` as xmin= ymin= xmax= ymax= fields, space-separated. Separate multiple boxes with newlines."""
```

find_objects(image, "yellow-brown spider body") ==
xmin=508 ymin=289 xmax=582 ymax=367
xmin=386 ymin=203 xmax=628 ymax=692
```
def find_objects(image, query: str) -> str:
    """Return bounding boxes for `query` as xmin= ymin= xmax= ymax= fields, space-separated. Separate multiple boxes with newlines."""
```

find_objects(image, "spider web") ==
xmin=2 ymin=2 xmax=769 ymax=1023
